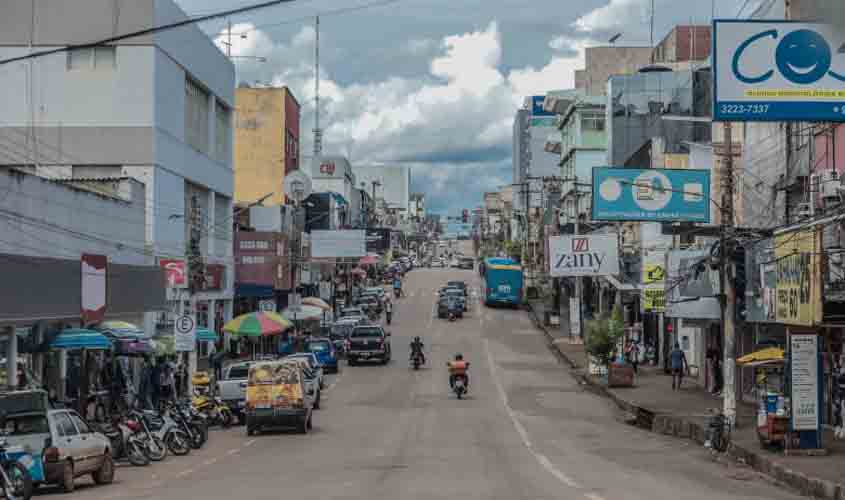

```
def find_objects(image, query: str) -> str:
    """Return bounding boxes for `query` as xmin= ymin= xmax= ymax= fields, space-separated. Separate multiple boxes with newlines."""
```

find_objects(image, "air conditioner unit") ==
xmin=821 ymin=170 xmax=840 ymax=200
xmin=796 ymin=202 xmax=813 ymax=219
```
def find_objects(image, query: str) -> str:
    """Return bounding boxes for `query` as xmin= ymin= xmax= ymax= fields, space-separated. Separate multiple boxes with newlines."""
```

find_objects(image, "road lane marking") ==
xmin=584 ymin=493 xmax=606 ymax=500
xmin=226 ymin=448 xmax=240 ymax=456
xmin=202 ymin=458 xmax=218 ymax=466
xmin=483 ymin=338 xmax=581 ymax=490
xmin=176 ymin=468 xmax=195 ymax=478
xmin=244 ymin=439 xmax=257 ymax=447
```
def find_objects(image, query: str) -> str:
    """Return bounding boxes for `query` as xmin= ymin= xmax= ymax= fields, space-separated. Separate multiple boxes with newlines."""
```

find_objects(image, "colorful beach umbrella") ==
xmin=223 ymin=311 xmax=292 ymax=337
xmin=302 ymin=297 xmax=331 ymax=310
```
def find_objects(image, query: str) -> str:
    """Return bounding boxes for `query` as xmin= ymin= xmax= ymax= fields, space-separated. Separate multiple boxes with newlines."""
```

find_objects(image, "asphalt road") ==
xmin=68 ymin=267 xmax=802 ymax=500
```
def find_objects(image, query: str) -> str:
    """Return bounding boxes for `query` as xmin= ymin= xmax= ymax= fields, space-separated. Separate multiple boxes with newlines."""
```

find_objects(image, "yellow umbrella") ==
xmin=302 ymin=297 xmax=331 ymax=310
xmin=737 ymin=347 xmax=784 ymax=365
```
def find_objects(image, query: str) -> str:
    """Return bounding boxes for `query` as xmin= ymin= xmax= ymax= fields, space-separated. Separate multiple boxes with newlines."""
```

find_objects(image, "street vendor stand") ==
xmin=737 ymin=347 xmax=789 ymax=449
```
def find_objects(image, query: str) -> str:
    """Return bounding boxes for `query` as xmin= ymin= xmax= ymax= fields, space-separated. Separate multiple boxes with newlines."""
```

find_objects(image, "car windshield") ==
xmin=352 ymin=327 xmax=383 ymax=338
xmin=310 ymin=341 xmax=330 ymax=352
xmin=3 ymin=414 xmax=49 ymax=436
xmin=289 ymin=355 xmax=315 ymax=367
xmin=226 ymin=365 xmax=250 ymax=379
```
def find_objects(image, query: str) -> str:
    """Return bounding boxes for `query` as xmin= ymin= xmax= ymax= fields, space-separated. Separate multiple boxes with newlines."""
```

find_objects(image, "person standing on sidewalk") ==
xmin=670 ymin=343 xmax=688 ymax=390
xmin=385 ymin=298 xmax=393 ymax=325
xmin=626 ymin=341 xmax=640 ymax=374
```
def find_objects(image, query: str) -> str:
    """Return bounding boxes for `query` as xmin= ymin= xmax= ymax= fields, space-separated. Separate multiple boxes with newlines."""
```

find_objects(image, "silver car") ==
xmin=5 ymin=408 xmax=114 ymax=492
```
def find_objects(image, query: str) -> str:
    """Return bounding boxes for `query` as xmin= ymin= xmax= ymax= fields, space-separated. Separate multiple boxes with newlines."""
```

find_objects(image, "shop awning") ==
xmin=235 ymin=283 xmax=275 ymax=298
xmin=112 ymin=338 xmax=154 ymax=355
xmin=737 ymin=347 xmax=784 ymax=365
xmin=196 ymin=328 xmax=217 ymax=342
xmin=50 ymin=329 xmax=112 ymax=350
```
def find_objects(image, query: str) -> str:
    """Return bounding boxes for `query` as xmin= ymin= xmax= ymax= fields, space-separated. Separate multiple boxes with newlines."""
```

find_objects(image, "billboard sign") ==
xmin=714 ymin=20 xmax=845 ymax=122
xmin=665 ymin=249 xmax=721 ymax=320
xmin=775 ymin=228 xmax=820 ymax=326
xmin=746 ymin=238 xmax=777 ymax=322
xmin=642 ymin=249 xmax=665 ymax=313
xmin=549 ymin=235 xmax=619 ymax=277
xmin=530 ymin=95 xmax=554 ymax=117
xmin=81 ymin=254 xmax=107 ymax=325
xmin=790 ymin=334 xmax=821 ymax=432
xmin=592 ymin=167 xmax=710 ymax=223
xmin=311 ymin=230 xmax=366 ymax=259
xmin=160 ymin=259 xmax=186 ymax=288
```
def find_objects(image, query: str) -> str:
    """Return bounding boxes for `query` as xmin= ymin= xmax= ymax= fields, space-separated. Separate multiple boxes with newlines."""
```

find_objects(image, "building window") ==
xmin=239 ymin=240 xmax=269 ymax=250
xmin=215 ymin=100 xmax=231 ymax=162
xmin=581 ymin=112 xmax=605 ymax=132
xmin=242 ymin=256 xmax=266 ymax=265
xmin=67 ymin=46 xmax=116 ymax=70
xmin=185 ymin=77 xmax=210 ymax=154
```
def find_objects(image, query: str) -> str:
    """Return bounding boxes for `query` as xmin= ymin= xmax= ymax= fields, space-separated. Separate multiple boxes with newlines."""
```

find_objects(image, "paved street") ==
xmin=69 ymin=268 xmax=802 ymax=500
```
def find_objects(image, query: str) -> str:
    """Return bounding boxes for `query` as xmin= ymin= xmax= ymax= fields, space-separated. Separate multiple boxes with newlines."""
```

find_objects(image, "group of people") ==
xmin=138 ymin=356 xmax=189 ymax=411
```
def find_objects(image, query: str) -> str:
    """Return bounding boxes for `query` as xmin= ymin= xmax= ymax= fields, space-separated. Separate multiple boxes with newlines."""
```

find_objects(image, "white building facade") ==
xmin=0 ymin=0 xmax=236 ymax=337
xmin=353 ymin=165 xmax=411 ymax=215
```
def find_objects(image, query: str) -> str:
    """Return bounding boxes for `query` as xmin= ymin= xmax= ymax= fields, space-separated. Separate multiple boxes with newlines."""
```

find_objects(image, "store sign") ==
xmin=202 ymin=264 xmax=225 ymax=291
xmin=548 ymin=235 xmax=619 ymax=277
xmin=665 ymin=249 xmax=721 ymax=320
xmin=319 ymin=162 xmax=336 ymax=176
xmin=258 ymin=300 xmax=276 ymax=312
xmin=643 ymin=289 xmax=665 ymax=313
xmin=642 ymin=249 xmax=666 ymax=313
xmin=570 ymin=297 xmax=581 ymax=337
xmin=81 ymin=254 xmax=107 ymax=324
xmin=592 ymin=167 xmax=710 ymax=223
xmin=775 ymin=229 xmax=820 ymax=326
xmin=790 ymin=334 xmax=820 ymax=431
xmin=714 ymin=21 xmax=845 ymax=122
xmin=530 ymin=95 xmax=553 ymax=117
xmin=746 ymin=238 xmax=777 ymax=322
xmin=160 ymin=259 xmax=186 ymax=288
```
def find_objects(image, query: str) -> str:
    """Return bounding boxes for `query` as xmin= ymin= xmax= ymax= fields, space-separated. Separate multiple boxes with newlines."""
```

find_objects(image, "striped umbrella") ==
xmin=223 ymin=311 xmax=292 ymax=338
xmin=302 ymin=297 xmax=331 ymax=310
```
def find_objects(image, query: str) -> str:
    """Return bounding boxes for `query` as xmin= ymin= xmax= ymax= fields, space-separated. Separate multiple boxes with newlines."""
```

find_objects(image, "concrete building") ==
xmin=352 ymin=165 xmax=411 ymax=215
xmin=409 ymin=193 xmax=425 ymax=221
xmin=234 ymin=86 xmax=300 ymax=206
xmin=558 ymin=95 xmax=607 ymax=223
xmin=0 ymin=0 xmax=237 ymax=337
xmin=652 ymin=25 xmax=712 ymax=65
xmin=574 ymin=46 xmax=653 ymax=97
xmin=310 ymin=156 xmax=356 ymax=210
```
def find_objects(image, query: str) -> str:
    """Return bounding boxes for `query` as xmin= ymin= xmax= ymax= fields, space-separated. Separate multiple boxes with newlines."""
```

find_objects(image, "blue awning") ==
xmin=196 ymin=328 xmax=216 ymax=343
xmin=50 ymin=329 xmax=112 ymax=350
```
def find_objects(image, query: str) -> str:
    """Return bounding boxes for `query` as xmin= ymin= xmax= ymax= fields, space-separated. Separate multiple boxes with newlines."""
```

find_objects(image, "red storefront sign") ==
xmin=160 ymin=259 xmax=187 ymax=287
xmin=203 ymin=264 xmax=225 ymax=291
xmin=319 ymin=162 xmax=336 ymax=176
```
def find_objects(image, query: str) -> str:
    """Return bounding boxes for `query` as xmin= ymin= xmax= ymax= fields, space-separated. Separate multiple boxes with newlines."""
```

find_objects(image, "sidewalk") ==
xmin=525 ymin=300 xmax=845 ymax=500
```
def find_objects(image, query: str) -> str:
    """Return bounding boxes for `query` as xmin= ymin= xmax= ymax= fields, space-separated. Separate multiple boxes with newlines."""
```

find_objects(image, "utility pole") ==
xmin=186 ymin=194 xmax=204 ymax=395
xmin=313 ymin=16 xmax=322 ymax=156
xmin=720 ymin=121 xmax=737 ymax=428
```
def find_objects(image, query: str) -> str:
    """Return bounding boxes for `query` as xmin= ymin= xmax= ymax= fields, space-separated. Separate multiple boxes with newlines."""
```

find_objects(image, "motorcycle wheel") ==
xmin=166 ymin=430 xmax=191 ymax=456
xmin=127 ymin=440 xmax=150 ymax=466
xmin=3 ymin=461 xmax=33 ymax=500
xmin=188 ymin=423 xmax=206 ymax=449
xmin=220 ymin=408 xmax=234 ymax=428
xmin=144 ymin=436 xmax=168 ymax=461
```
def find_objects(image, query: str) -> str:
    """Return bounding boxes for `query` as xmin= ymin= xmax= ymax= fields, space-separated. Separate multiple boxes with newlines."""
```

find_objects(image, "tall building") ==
xmin=234 ymin=86 xmax=300 ymax=206
xmin=0 ymin=0 xmax=236 ymax=336
xmin=352 ymin=165 xmax=411 ymax=215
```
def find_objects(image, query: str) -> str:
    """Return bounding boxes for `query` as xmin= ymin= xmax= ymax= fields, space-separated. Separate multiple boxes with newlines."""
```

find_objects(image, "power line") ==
xmin=0 ymin=0 xmax=303 ymax=67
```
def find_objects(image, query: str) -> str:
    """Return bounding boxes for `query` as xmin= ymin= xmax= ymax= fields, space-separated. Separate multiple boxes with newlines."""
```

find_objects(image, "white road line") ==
xmin=584 ymin=493 xmax=607 ymax=500
xmin=202 ymin=458 xmax=218 ymax=466
xmin=226 ymin=448 xmax=240 ymax=456
xmin=483 ymin=338 xmax=581 ymax=490
xmin=176 ymin=468 xmax=195 ymax=478
xmin=244 ymin=439 xmax=257 ymax=447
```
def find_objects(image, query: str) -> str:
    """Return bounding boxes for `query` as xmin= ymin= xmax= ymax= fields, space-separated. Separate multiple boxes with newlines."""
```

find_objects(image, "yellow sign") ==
xmin=643 ymin=287 xmax=665 ymax=313
xmin=775 ymin=229 xmax=820 ymax=326
xmin=643 ymin=264 xmax=665 ymax=284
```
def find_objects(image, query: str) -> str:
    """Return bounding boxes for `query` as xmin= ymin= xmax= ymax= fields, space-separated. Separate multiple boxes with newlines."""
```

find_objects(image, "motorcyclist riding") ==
xmin=393 ymin=276 xmax=402 ymax=298
xmin=447 ymin=353 xmax=470 ymax=389
xmin=409 ymin=336 xmax=425 ymax=364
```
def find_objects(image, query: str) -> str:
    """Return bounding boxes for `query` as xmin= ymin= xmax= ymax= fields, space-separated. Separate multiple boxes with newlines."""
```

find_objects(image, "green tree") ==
xmin=584 ymin=306 xmax=624 ymax=366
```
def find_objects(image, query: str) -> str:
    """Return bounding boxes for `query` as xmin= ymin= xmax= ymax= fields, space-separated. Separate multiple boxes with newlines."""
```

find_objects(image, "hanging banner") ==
xmin=790 ymin=334 xmax=820 ymax=431
xmin=775 ymin=229 xmax=820 ymax=326
xmin=570 ymin=298 xmax=582 ymax=337
xmin=642 ymin=249 xmax=666 ymax=313
xmin=548 ymin=235 xmax=619 ymax=277
xmin=643 ymin=289 xmax=665 ymax=313
xmin=714 ymin=21 xmax=845 ymax=122
xmin=81 ymin=254 xmax=107 ymax=325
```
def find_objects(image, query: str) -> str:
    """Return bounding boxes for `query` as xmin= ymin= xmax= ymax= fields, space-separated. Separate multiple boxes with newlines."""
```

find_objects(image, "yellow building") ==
xmin=234 ymin=86 xmax=300 ymax=206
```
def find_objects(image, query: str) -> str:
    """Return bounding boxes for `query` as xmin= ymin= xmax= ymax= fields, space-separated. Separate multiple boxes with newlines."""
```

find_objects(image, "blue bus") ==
xmin=483 ymin=259 xmax=523 ymax=307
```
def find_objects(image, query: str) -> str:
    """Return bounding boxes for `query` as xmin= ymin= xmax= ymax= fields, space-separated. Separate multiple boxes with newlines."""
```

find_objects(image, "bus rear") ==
xmin=484 ymin=263 xmax=523 ymax=307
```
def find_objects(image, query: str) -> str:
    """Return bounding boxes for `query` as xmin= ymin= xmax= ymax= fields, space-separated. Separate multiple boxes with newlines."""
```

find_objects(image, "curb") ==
xmin=524 ymin=303 xmax=844 ymax=500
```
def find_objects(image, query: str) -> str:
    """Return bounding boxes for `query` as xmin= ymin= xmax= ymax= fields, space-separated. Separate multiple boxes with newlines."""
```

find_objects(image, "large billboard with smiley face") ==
xmin=714 ymin=20 xmax=845 ymax=121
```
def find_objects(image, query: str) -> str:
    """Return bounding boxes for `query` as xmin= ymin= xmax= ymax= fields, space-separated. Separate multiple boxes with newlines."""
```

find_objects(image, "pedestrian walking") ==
xmin=626 ymin=341 xmax=640 ymax=374
xmin=670 ymin=343 xmax=688 ymax=390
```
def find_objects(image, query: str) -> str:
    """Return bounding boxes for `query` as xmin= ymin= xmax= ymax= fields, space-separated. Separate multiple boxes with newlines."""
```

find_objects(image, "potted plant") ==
xmin=584 ymin=307 xmax=627 ymax=384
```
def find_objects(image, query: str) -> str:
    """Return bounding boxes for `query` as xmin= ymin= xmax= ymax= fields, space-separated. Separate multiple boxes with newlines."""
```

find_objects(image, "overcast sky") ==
xmin=177 ymin=0 xmax=760 ymax=215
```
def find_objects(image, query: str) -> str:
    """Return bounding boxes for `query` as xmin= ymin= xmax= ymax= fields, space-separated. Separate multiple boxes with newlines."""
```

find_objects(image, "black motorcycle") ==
xmin=166 ymin=402 xmax=207 ymax=450
xmin=96 ymin=416 xmax=150 ymax=467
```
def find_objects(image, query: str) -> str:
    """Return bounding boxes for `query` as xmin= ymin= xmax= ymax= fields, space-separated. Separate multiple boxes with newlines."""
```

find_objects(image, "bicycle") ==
xmin=704 ymin=412 xmax=731 ymax=453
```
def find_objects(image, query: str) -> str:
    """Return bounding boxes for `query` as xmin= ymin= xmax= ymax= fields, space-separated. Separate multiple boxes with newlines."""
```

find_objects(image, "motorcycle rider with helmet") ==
xmin=409 ymin=336 xmax=426 ymax=365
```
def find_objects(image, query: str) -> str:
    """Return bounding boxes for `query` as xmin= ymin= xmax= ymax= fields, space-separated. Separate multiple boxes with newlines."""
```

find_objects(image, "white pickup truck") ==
xmin=216 ymin=361 xmax=252 ymax=423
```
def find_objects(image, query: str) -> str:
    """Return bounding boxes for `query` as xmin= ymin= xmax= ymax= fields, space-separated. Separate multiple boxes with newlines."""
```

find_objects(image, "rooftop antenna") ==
xmin=649 ymin=0 xmax=655 ymax=63
xmin=312 ymin=15 xmax=322 ymax=156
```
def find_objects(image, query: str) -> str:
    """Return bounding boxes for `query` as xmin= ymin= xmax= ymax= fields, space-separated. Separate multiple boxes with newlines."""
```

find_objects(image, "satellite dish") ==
xmin=284 ymin=170 xmax=312 ymax=204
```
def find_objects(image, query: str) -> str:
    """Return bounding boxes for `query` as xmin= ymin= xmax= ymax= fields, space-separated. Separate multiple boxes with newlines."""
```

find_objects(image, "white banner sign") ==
xmin=258 ymin=300 xmax=276 ymax=312
xmin=549 ymin=235 xmax=619 ymax=277
xmin=311 ymin=230 xmax=366 ymax=258
xmin=570 ymin=298 xmax=581 ymax=337
xmin=790 ymin=334 xmax=820 ymax=431
xmin=174 ymin=314 xmax=196 ymax=352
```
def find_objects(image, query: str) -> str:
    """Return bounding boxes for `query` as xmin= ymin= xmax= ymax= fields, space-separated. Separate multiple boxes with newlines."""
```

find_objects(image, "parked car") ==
xmin=341 ymin=307 xmax=366 ymax=318
xmin=458 ymin=257 xmax=475 ymax=270
xmin=330 ymin=319 xmax=358 ymax=354
xmin=216 ymin=362 xmax=252 ymax=423
xmin=346 ymin=325 xmax=392 ymax=365
xmin=280 ymin=358 xmax=322 ymax=410
xmin=245 ymin=361 xmax=315 ymax=435
xmin=286 ymin=353 xmax=326 ymax=389
xmin=306 ymin=337 xmax=339 ymax=373
xmin=356 ymin=296 xmax=382 ymax=315
xmin=3 ymin=398 xmax=114 ymax=493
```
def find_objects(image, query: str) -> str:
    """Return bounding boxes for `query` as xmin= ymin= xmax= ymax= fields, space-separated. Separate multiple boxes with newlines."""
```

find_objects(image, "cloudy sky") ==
xmin=178 ymin=0 xmax=760 ymax=214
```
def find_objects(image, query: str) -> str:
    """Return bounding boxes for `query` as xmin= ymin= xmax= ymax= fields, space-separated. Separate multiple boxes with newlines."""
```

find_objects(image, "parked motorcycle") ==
xmin=192 ymin=394 xmax=234 ymax=428
xmin=141 ymin=409 xmax=191 ymax=456
xmin=167 ymin=401 xmax=207 ymax=450
xmin=448 ymin=310 xmax=457 ymax=322
xmin=411 ymin=351 xmax=424 ymax=370
xmin=128 ymin=410 xmax=168 ymax=462
xmin=0 ymin=414 xmax=32 ymax=500
xmin=97 ymin=417 xmax=150 ymax=467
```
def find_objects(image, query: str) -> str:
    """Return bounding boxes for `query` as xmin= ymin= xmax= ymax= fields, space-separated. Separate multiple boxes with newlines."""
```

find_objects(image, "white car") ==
xmin=286 ymin=353 xmax=325 ymax=389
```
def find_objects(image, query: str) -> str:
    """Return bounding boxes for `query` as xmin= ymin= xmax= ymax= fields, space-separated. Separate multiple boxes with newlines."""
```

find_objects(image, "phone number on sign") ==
xmin=719 ymin=104 xmax=770 ymax=115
